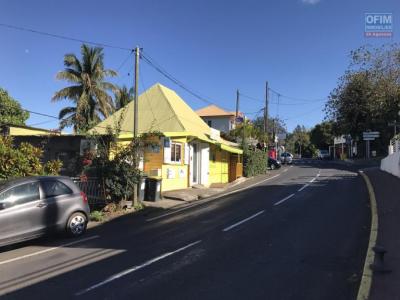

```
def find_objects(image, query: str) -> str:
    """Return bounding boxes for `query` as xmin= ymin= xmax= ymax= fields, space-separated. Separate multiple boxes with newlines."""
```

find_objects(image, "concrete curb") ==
xmin=357 ymin=171 xmax=379 ymax=300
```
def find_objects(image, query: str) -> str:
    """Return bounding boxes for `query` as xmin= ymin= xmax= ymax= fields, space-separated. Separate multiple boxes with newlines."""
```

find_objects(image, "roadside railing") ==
xmin=71 ymin=176 xmax=107 ymax=208
xmin=389 ymin=138 xmax=400 ymax=155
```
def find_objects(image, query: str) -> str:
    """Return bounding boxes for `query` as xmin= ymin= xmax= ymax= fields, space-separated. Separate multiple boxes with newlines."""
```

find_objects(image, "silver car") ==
xmin=280 ymin=152 xmax=293 ymax=164
xmin=0 ymin=176 xmax=90 ymax=247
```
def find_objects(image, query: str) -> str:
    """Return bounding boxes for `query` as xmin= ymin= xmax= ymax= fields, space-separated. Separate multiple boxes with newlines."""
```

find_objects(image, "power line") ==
xmin=141 ymin=51 xmax=235 ymax=112
xmin=243 ymin=108 xmax=264 ymax=115
xmin=269 ymin=87 xmax=326 ymax=102
xmin=239 ymin=93 xmax=263 ymax=103
xmin=240 ymin=91 xmax=326 ymax=105
xmin=28 ymin=119 xmax=59 ymax=127
xmin=0 ymin=23 xmax=133 ymax=51
xmin=116 ymin=50 xmax=134 ymax=72
xmin=282 ymin=104 xmax=325 ymax=121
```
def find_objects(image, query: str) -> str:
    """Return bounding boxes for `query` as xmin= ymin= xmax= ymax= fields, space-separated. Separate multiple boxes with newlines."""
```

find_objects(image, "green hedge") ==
xmin=0 ymin=136 xmax=62 ymax=180
xmin=243 ymin=149 xmax=268 ymax=177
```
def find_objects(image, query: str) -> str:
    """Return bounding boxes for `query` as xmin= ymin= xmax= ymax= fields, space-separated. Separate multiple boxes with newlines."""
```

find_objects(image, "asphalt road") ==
xmin=0 ymin=160 xmax=370 ymax=300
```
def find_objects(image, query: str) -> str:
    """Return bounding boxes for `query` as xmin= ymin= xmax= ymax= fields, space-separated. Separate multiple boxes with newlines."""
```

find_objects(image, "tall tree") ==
xmin=310 ymin=121 xmax=334 ymax=149
xmin=0 ymin=88 xmax=29 ymax=126
xmin=286 ymin=125 xmax=311 ymax=155
xmin=115 ymin=85 xmax=133 ymax=110
xmin=325 ymin=45 xmax=400 ymax=154
xmin=252 ymin=116 xmax=287 ymax=144
xmin=52 ymin=44 xmax=118 ymax=133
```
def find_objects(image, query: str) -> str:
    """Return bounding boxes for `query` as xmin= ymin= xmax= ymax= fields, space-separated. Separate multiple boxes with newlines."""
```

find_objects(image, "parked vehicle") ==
xmin=318 ymin=149 xmax=330 ymax=159
xmin=268 ymin=157 xmax=281 ymax=170
xmin=0 ymin=176 xmax=90 ymax=247
xmin=280 ymin=152 xmax=293 ymax=164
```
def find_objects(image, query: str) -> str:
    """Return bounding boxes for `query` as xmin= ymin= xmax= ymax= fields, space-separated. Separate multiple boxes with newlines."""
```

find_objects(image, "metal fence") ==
xmin=71 ymin=176 xmax=107 ymax=208
xmin=389 ymin=139 xmax=400 ymax=154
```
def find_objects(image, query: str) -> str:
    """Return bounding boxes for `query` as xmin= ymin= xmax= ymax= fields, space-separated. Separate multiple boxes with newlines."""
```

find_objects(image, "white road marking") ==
xmin=309 ymin=177 xmax=316 ymax=183
xmin=222 ymin=210 xmax=265 ymax=232
xmin=147 ymin=173 xmax=282 ymax=222
xmin=298 ymin=184 xmax=309 ymax=192
xmin=0 ymin=235 xmax=100 ymax=266
xmin=273 ymin=193 xmax=295 ymax=206
xmin=75 ymin=240 xmax=202 ymax=296
xmin=283 ymin=168 xmax=288 ymax=173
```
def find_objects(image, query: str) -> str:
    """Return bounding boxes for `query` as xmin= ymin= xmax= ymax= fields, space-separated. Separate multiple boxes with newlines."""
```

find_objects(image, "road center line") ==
xmin=273 ymin=193 xmax=295 ymax=206
xmin=0 ymin=235 xmax=100 ymax=266
xmin=147 ymin=173 xmax=282 ymax=222
xmin=222 ymin=210 xmax=265 ymax=232
xmin=298 ymin=184 xmax=309 ymax=192
xmin=75 ymin=240 xmax=202 ymax=296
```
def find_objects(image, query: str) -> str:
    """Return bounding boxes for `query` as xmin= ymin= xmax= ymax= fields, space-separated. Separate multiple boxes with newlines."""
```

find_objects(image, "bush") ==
xmin=84 ymin=137 xmax=142 ymax=203
xmin=243 ymin=148 xmax=268 ymax=177
xmin=90 ymin=210 xmax=104 ymax=222
xmin=0 ymin=136 xmax=62 ymax=179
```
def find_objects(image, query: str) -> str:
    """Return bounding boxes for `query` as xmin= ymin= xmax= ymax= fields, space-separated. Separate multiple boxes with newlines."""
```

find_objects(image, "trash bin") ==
xmin=145 ymin=177 xmax=162 ymax=202
xmin=137 ymin=176 xmax=147 ymax=202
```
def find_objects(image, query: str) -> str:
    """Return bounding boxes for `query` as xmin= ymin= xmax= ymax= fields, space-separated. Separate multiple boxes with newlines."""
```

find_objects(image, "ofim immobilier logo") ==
xmin=365 ymin=13 xmax=393 ymax=37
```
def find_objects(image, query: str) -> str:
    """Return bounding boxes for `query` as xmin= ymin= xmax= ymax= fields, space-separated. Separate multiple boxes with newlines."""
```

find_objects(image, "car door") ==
xmin=40 ymin=179 xmax=74 ymax=228
xmin=0 ymin=181 xmax=44 ymax=244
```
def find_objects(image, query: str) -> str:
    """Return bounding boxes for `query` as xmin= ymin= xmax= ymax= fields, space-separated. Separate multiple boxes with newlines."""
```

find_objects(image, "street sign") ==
xmin=235 ymin=117 xmax=244 ymax=123
xmin=363 ymin=134 xmax=380 ymax=137
xmin=277 ymin=133 xmax=286 ymax=141
xmin=363 ymin=131 xmax=380 ymax=137
xmin=334 ymin=135 xmax=346 ymax=145
xmin=363 ymin=137 xmax=376 ymax=141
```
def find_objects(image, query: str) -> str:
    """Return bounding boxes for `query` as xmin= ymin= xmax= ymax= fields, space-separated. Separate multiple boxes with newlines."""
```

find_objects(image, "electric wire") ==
xmin=0 ymin=23 xmax=132 ymax=51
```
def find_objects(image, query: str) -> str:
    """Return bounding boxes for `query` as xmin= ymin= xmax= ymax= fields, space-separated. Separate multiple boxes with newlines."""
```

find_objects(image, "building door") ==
xmin=200 ymin=143 xmax=209 ymax=186
xmin=190 ymin=143 xmax=199 ymax=185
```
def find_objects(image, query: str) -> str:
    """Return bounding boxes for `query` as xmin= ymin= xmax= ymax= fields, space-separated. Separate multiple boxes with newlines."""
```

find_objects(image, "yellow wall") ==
xmin=209 ymin=144 xmax=230 ymax=184
xmin=160 ymin=137 xmax=189 ymax=191
xmin=9 ymin=126 xmax=54 ymax=136
xmin=161 ymin=164 xmax=189 ymax=191
xmin=141 ymin=136 xmax=189 ymax=192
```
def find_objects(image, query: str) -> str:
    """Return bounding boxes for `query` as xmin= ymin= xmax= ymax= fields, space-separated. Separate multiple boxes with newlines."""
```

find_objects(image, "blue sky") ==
xmin=0 ymin=0 xmax=398 ymax=132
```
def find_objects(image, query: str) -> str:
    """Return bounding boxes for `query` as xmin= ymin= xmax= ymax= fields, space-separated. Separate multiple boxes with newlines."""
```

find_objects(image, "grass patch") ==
xmin=90 ymin=210 xmax=105 ymax=222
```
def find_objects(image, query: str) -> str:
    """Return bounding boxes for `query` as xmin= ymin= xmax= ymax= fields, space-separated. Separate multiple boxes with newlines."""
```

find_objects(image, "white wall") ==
xmin=381 ymin=151 xmax=400 ymax=178
xmin=201 ymin=117 xmax=232 ymax=133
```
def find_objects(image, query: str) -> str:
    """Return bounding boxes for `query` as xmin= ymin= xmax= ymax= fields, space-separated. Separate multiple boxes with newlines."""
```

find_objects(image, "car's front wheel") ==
xmin=66 ymin=212 xmax=87 ymax=237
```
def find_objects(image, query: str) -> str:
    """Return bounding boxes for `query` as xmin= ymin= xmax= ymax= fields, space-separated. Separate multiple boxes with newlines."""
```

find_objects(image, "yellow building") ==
xmin=1 ymin=124 xmax=60 ymax=136
xmin=90 ymin=83 xmax=243 ymax=192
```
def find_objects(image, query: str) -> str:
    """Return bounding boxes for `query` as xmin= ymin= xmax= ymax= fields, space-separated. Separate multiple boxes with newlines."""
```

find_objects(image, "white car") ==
xmin=280 ymin=152 xmax=293 ymax=164
xmin=318 ymin=149 xmax=330 ymax=159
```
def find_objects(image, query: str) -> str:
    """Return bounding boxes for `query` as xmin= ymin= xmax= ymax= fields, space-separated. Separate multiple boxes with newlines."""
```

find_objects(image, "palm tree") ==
xmin=115 ymin=85 xmax=134 ymax=110
xmin=52 ymin=44 xmax=117 ymax=132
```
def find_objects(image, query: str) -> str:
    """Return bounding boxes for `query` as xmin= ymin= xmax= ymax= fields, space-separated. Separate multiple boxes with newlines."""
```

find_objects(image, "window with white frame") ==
xmin=170 ymin=142 xmax=182 ymax=163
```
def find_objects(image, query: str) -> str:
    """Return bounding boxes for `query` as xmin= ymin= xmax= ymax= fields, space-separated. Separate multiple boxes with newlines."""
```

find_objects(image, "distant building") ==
xmin=196 ymin=105 xmax=244 ymax=134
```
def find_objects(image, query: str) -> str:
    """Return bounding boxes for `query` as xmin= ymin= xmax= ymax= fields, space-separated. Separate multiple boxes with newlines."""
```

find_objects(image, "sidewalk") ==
xmin=364 ymin=168 xmax=400 ymax=300
xmin=142 ymin=170 xmax=282 ymax=210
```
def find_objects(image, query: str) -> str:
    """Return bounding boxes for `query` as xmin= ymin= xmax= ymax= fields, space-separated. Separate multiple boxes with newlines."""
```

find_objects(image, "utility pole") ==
xmin=264 ymin=81 xmax=268 ymax=136
xmin=389 ymin=121 xmax=400 ymax=136
xmin=235 ymin=89 xmax=239 ymax=123
xmin=134 ymin=46 xmax=140 ymax=138
xmin=133 ymin=46 xmax=140 ymax=207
